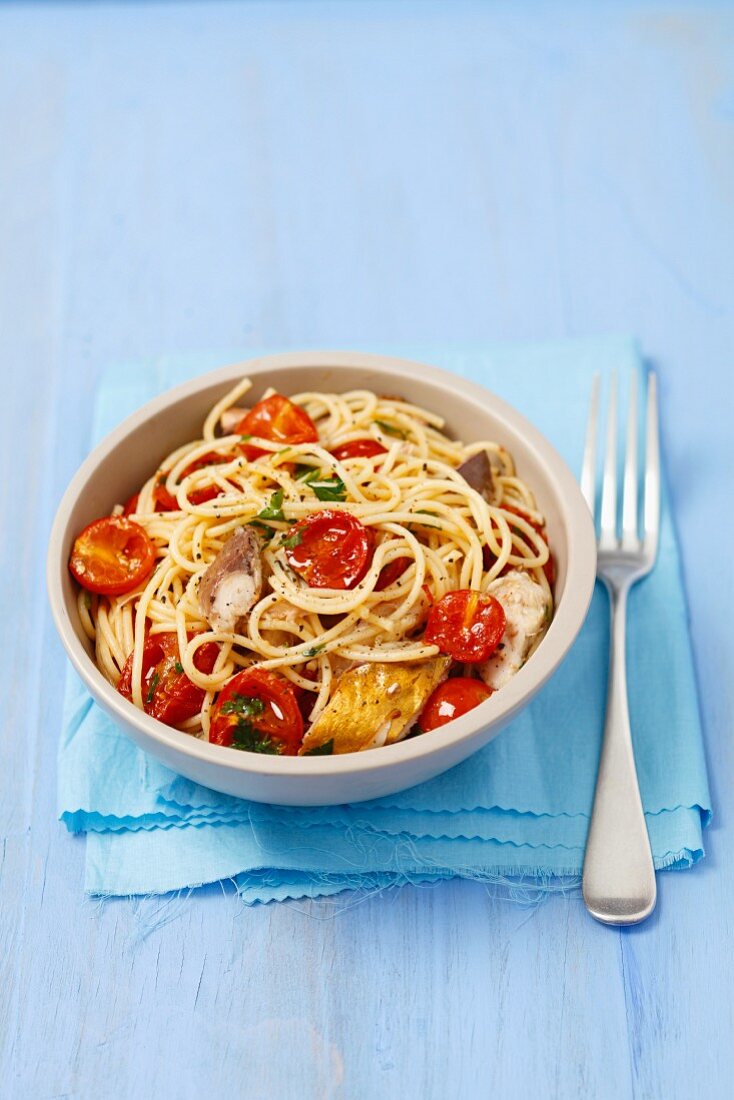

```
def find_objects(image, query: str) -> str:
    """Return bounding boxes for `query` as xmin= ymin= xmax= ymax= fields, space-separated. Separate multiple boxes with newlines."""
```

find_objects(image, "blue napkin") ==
xmin=57 ymin=338 xmax=712 ymax=903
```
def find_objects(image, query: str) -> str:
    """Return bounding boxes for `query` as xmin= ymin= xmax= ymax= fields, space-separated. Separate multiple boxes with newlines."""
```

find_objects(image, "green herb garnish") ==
xmin=256 ymin=488 xmax=285 ymax=522
xmin=220 ymin=693 xmax=266 ymax=718
xmin=249 ymin=519 xmax=274 ymax=542
xmin=375 ymin=420 xmax=406 ymax=439
xmin=303 ymin=644 xmax=324 ymax=658
xmin=145 ymin=672 xmax=160 ymax=705
xmin=294 ymin=465 xmax=318 ymax=481
xmin=240 ymin=433 xmax=252 ymax=441
xmin=303 ymin=739 xmax=334 ymax=756
xmin=230 ymin=721 xmax=281 ymax=755
xmin=309 ymin=475 xmax=347 ymax=502
xmin=281 ymin=527 xmax=303 ymax=550
xmin=174 ymin=661 xmax=184 ymax=674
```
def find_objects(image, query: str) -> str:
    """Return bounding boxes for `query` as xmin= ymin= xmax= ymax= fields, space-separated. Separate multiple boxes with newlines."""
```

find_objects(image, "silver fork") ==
xmin=580 ymin=370 xmax=660 ymax=925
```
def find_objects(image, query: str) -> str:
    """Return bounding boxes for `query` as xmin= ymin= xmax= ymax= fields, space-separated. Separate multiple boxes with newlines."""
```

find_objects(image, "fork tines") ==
xmin=581 ymin=370 xmax=660 ymax=559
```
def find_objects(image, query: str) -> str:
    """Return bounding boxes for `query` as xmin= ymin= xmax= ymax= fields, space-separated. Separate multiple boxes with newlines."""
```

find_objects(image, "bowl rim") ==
xmin=47 ymin=349 xmax=597 ymax=780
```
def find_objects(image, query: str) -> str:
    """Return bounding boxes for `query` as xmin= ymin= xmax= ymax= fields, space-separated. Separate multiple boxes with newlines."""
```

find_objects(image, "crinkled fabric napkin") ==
xmin=58 ymin=338 xmax=711 ymax=904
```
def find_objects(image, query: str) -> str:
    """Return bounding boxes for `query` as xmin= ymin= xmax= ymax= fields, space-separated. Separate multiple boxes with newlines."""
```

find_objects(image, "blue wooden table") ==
xmin=1 ymin=3 xmax=732 ymax=1096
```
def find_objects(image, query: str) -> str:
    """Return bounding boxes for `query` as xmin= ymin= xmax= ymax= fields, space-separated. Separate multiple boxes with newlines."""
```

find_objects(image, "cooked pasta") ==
xmin=70 ymin=379 xmax=554 ymax=755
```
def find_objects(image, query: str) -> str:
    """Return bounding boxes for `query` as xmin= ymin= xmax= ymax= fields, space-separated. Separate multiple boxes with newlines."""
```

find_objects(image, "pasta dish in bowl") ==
xmin=48 ymin=352 xmax=595 ymax=805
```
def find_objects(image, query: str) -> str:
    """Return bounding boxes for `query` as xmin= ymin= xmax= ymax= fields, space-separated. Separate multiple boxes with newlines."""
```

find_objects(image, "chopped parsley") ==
xmin=303 ymin=644 xmax=324 ymax=658
xmin=249 ymin=520 xmax=274 ymax=543
xmin=220 ymin=693 xmax=266 ymax=718
xmin=303 ymin=739 xmax=334 ymax=756
xmin=145 ymin=672 xmax=160 ymax=705
xmin=309 ymin=475 xmax=346 ymax=502
xmin=174 ymin=661 xmax=184 ymax=674
xmin=256 ymin=488 xmax=285 ymax=522
xmin=281 ymin=527 xmax=303 ymax=550
xmin=375 ymin=420 xmax=406 ymax=439
xmin=240 ymin=433 xmax=252 ymax=441
xmin=230 ymin=721 xmax=281 ymax=755
xmin=294 ymin=466 xmax=347 ymax=501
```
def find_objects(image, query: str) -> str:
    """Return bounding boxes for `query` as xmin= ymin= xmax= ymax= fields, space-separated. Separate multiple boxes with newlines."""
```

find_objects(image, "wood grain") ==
xmin=1 ymin=3 xmax=732 ymax=1097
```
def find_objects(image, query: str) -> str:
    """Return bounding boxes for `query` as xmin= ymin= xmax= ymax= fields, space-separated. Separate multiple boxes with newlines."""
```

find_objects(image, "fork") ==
xmin=580 ymin=370 xmax=660 ymax=925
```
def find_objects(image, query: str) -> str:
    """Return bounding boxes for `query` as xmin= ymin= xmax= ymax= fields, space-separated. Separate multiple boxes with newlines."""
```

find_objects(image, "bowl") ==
xmin=47 ymin=350 xmax=596 ymax=806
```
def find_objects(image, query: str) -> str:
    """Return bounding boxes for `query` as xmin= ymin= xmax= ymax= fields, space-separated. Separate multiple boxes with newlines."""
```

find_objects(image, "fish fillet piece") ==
xmin=456 ymin=450 xmax=495 ymax=502
xmin=299 ymin=657 xmax=452 ymax=755
xmin=479 ymin=570 xmax=551 ymax=690
xmin=198 ymin=526 xmax=262 ymax=633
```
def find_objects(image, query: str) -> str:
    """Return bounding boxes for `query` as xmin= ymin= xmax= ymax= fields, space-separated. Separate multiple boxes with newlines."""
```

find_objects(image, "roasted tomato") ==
xmin=375 ymin=556 xmax=411 ymax=591
xmin=209 ymin=668 xmax=304 ymax=755
xmin=284 ymin=510 xmax=375 ymax=590
xmin=330 ymin=439 xmax=387 ymax=462
xmin=117 ymin=633 xmax=219 ymax=726
xmin=153 ymin=452 xmax=230 ymax=511
xmin=122 ymin=493 xmax=140 ymax=516
xmin=418 ymin=677 xmax=492 ymax=732
xmin=237 ymin=394 xmax=318 ymax=461
xmin=152 ymin=480 xmax=179 ymax=511
xmin=425 ymin=589 xmax=506 ymax=663
xmin=69 ymin=516 xmax=155 ymax=596
xmin=181 ymin=451 xmax=229 ymax=506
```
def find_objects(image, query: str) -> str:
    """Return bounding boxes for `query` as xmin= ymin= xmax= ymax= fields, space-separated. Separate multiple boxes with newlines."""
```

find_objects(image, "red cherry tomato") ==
xmin=375 ymin=557 xmax=411 ymax=591
xmin=419 ymin=677 xmax=493 ymax=732
xmin=69 ymin=517 xmax=155 ymax=596
xmin=209 ymin=668 xmax=304 ymax=755
xmin=181 ymin=451 xmax=228 ymax=505
xmin=153 ymin=452 xmax=230 ymax=511
xmin=425 ymin=589 xmax=506 ymax=662
xmin=292 ymin=666 xmax=319 ymax=724
xmin=117 ymin=633 xmax=219 ymax=727
xmin=237 ymin=394 xmax=318 ymax=461
xmin=122 ymin=493 xmax=139 ymax=515
xmin=152 ymin=479 xmax=179 ymax=512
xmin=330 ymin=439 xmax=387 ymax=462
xmin=284 ymin=509 xmax=375 ymax=590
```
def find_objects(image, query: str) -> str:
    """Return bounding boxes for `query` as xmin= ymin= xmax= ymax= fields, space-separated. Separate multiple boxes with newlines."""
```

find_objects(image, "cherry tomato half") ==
xmin=418 ymin=677 xmax=493 ymax=732
xmin=117 ymin=633 xmax=219 ymax=727
xmin=152 ymin=480 xmax=179 ymax=511
xmin=284 ymin=509 xmax=375 ymax=590
xmin=237 ymin=394 xmax=318 ymax=461
xmin=375 ymin=556 xmax=411 ymax=591
xmin=209 ymin=668 xmax=304 ymax=755
xmin=69 ymin=516 xmax=155 ymax=596
xmin=122 ymin=493 xmax=139 ymax=516
xmin=153 ymin=452 xmax=230 ymax=511
xmin=330 ymin=439 xmax=387 ymax=462
xmin=425 ymin=589 xmax=506 ymax=663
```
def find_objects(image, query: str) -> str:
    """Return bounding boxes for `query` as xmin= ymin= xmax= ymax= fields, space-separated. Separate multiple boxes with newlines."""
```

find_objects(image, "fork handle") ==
xmin=582 ymin=581 xmax=657 ymax=925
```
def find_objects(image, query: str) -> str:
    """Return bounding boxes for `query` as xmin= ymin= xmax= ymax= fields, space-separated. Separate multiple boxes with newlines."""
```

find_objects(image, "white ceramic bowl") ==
xmin=47 ymin=351 xmax=596 ymax=806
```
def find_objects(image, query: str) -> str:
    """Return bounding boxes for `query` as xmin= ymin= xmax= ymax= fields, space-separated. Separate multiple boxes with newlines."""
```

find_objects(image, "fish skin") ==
xmin=197 ymin=526 xmax=263 ymax=633
xmin=299 ymin=656 xmax=452 ymax=755
xmin=456 ymin=449 xmax=495 ymax=502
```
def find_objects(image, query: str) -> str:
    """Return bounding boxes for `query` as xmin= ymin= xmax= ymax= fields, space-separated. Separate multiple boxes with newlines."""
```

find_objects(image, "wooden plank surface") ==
xmin=1 ymin=3 xmax=732 ymax=1097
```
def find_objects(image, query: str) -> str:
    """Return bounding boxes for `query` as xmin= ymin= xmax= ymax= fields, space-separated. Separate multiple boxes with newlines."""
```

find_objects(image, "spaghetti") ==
xmin=70 ymin=378 xmax=554 ymax=754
